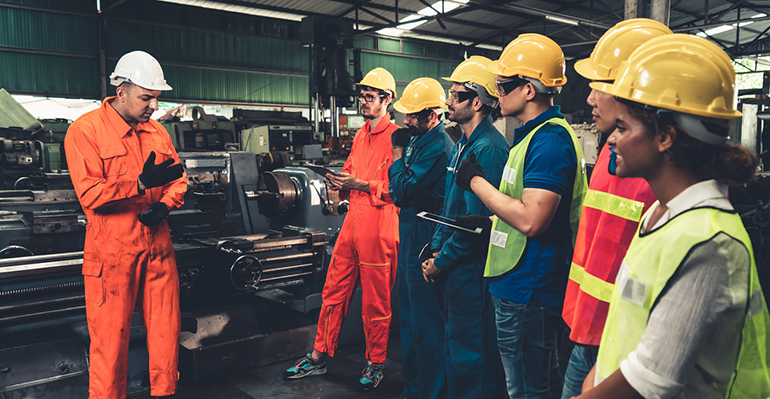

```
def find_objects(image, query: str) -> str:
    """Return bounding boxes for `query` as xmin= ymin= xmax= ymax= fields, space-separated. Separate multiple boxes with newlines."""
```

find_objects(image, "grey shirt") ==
xmin=617 ymin=180 xmax=750 ymax=398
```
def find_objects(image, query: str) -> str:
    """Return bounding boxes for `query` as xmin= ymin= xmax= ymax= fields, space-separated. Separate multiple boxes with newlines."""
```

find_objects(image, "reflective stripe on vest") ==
xmin=483 ymin=117 xmax=588 ymax=278
xmin=568 ymin=262 xmax=615 ymax=303
xmin=595 ymin=207 xmax=770 ymax=397
xmin=583 ymin=190 xmax=645 ymax=222
xmin=567 ymin=189 xmax=645 ymax=303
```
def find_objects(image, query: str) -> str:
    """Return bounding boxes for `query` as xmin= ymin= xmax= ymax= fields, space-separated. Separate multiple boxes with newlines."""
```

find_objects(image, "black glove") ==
xmin=137 ymin=202 xmax=169 ymax=226
xmin=455 ymin=214 xmax=493 ymax=241
xmin=409 ymin=188 xmax=442 ymax=213
xmin=455 ymin=152 xmax=485 ymax=192
xmin=391 ymin=128 xmax=411 ymax=149
xmin=139 ymin=151 xmax=184 ymax=189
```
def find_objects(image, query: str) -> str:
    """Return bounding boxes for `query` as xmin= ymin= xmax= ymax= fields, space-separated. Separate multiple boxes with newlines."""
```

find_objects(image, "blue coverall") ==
xmin=431 ymin=116 xmax=509 ymax=398
xmin=389 ymin=122 xmax=454 ymax=399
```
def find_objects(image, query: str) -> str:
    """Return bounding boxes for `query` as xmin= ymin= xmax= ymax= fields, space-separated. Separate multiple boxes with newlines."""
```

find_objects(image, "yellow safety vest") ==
xmin=484 ymin=117 xmax=588 ymax=277
xmin=596 ymin=207 xmax=770 ymax=398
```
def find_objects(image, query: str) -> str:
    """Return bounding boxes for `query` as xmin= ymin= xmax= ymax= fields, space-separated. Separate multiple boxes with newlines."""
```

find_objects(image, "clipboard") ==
xmin=301 ymin=162 xmax=339 ymax=177
xmin=417 ymin=211 xmax=483 ymax=234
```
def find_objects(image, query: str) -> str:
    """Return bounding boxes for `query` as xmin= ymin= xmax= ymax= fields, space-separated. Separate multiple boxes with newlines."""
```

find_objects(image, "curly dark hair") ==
xmin=626 ymin=105 xmax=758 ymax=186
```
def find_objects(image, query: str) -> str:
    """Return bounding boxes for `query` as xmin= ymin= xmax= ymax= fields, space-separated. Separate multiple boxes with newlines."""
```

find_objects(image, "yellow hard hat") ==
xmin=591 ymin=34 xmax=741 ymax=120
xmin=356 ymin=67 xmax=397 ymax=99
xmin=575 ymin=18 xmax=672 ymax=81
xmin=487 ymin=34 xmax=567 ymax=88
xmin=442 ymin=56 xmax=499 ymax=101
xmin=393 ymin=78 xmax=446 ymax=114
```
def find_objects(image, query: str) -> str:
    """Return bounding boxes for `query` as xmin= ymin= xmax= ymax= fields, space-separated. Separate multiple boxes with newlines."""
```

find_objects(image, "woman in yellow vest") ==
xmin=574 ymin=34 xmax=770 ymax=398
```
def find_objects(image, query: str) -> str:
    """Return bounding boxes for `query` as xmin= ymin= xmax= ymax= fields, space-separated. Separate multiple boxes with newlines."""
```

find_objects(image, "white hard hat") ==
xmin=110 ymin=51 xmax=172 ymax=91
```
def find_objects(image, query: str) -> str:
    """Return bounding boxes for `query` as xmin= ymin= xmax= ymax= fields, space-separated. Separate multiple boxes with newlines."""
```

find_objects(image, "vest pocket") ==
xmin=82 ymin=260 xmax=104 ymax=307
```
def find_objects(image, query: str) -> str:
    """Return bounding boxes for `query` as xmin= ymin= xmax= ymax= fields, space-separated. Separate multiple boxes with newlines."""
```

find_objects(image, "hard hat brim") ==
xmin=590 ymin=81 xmax=741 ymax=120
xmin=575 ymin=58 xmax=611 ymax=81
xmin=393 ymin=101 xmax=409 ymax=114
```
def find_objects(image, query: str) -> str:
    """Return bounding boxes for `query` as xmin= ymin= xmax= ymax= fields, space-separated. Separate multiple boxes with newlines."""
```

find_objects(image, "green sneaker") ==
xmin=358 ymin=361 xmax=384 ymax=391
xmin=283 ymin=353 xmax=327 ymax=379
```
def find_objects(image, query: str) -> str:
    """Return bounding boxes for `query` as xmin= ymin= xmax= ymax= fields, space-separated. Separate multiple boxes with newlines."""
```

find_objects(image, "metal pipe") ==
xmin=260 ymin=271 xmax=314 ymax=282
xmin=0 ymin=251 xmax=83 ymax=266
xmin=625 ymin=0 xmax=638 ymax=19
xmin=651 ymin=0 xmax=671 ymax=25
xmin=330 ymin=96 xmax=339 ymax=138
xmin=260 ymin=263 xmax=316 ymax=274
xmin=0 ymin=305 xmax=85 ymax=324
xmin=314 ymin=93 xmax=320 ymax=133
xmin=261 ymin=253 xmax=315 ymax=263
xmin=0 ymin=259 xmax=83 ymax=279
xmin=0 ymin=295 xmax=84 ymax=312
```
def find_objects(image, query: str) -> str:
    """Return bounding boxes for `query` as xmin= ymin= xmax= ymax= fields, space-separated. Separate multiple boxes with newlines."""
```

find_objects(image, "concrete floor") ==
xmin=135 ymin=335 xmax=406 ymax=399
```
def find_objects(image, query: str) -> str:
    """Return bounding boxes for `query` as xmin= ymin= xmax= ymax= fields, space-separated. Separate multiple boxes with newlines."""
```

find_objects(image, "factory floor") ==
xmin=136 ymin=334 xmax=406 ymax=399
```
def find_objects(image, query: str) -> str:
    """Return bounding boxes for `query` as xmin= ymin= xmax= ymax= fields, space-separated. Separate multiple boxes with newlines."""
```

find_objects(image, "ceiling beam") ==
xmin=358 ymin=6 xmax=394 ymax=25
xmin=674 ymin=15 xmax=770 ymax=32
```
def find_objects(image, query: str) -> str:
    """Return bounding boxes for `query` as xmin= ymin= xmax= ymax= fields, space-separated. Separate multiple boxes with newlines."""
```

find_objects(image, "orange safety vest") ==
xmin=562 ymin=145 xmax=656 ymax=346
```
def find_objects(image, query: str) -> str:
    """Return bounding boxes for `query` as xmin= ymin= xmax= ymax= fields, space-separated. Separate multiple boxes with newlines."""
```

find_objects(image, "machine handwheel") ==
xmin=229 ymin=254 xmax=263 ymax=291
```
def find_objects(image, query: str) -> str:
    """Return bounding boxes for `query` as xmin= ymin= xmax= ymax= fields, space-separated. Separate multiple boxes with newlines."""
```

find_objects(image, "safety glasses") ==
xmin=404 ymin=109 xmax=434 ymax=123
xmin=448 ymin=90 xmax=478 ymax=103
xmin=495 ymin=76 xmax=530 ymax=96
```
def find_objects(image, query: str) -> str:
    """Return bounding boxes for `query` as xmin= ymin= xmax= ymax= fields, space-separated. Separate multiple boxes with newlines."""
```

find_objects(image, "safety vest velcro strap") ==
xmin=569 ymin=262 xmax=615 ymax=303
xmin=583 ymin=190 xmax=645 ymax=222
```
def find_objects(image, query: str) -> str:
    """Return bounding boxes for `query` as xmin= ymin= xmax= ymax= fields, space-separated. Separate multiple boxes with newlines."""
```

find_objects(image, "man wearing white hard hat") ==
xmin=64 ymin=50 xmax=187 ymax=399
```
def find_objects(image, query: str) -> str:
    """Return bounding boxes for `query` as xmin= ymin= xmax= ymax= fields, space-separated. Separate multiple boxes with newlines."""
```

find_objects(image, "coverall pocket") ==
xmin=152 ymin=137 xmax=173 ymax=156
xmin=82 ymin=260 xmax=105 ymax=307
xmin=98 ymin=144 xmax=128 ymax=177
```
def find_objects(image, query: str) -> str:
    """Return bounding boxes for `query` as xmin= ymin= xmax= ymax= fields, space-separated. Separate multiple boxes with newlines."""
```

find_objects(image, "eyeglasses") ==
xmin=357 ymin=93 xmax=385 ymax=103
xmin=448 ymin=90 xmax=478 ymax=103
xmin=495 ymin=76 xmax=530 ymax=96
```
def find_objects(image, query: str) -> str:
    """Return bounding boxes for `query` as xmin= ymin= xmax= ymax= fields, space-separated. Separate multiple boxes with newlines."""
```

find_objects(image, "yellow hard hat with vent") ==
xmin=393 ymin=78 xmax=446 ymax=114
xmin=575 ymin=18 xmax=672 ymax=81
xmin=591 ymin=33 xmax=741 ymax=120
xmin=487 ymin=34 xmax=567 ymax=88
xmin=356 ymin=67 xmax=397 ymax=99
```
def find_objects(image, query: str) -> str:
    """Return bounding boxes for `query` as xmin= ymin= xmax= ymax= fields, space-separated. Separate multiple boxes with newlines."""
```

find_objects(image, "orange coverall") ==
xmin=64 ymin=97 xmax=187 ymax=399
xmin=313 ymin=114 xmax=400 ymax=363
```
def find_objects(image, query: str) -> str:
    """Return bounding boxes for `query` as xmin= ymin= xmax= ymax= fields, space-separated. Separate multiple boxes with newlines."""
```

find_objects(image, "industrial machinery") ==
xmin=0 ymin=97 xmax=352 ymax=397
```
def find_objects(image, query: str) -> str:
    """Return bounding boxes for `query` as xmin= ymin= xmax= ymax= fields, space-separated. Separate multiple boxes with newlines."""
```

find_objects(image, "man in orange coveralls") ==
xmin=64 ymin=50 xmax=187 ymax=399
xmin=283 ymin=67 xmax=400 ymax=391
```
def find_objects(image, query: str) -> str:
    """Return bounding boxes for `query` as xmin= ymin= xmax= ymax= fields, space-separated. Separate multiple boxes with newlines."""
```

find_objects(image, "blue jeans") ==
xmin=560 ymin=344 xmax=599 ymax=399
xmin=492 ymin=296 xmax=562 ymax=399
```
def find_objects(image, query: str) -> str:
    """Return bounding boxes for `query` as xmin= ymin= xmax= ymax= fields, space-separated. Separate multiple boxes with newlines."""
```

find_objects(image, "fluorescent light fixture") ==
xmin=545 ymin=15 xmax=579 ymax=26
xmin=398 ymin=14 xmax=428 ymax=30
xmin=697 ymin=14 xmax=767 ymax=38
xmin=696 ymin=24 xmax=735 ymax=37
xmin=377 ymin=28 xmax=404 ymax=36
xmin=418 ymin=0 xmax=464 ymax=16
xmin=157 ymin=0 xmax=305 ymax=21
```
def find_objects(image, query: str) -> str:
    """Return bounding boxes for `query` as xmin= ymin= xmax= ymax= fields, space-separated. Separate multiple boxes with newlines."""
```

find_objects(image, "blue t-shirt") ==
xmin=488 ymin=105 xmax=577 ymax=307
